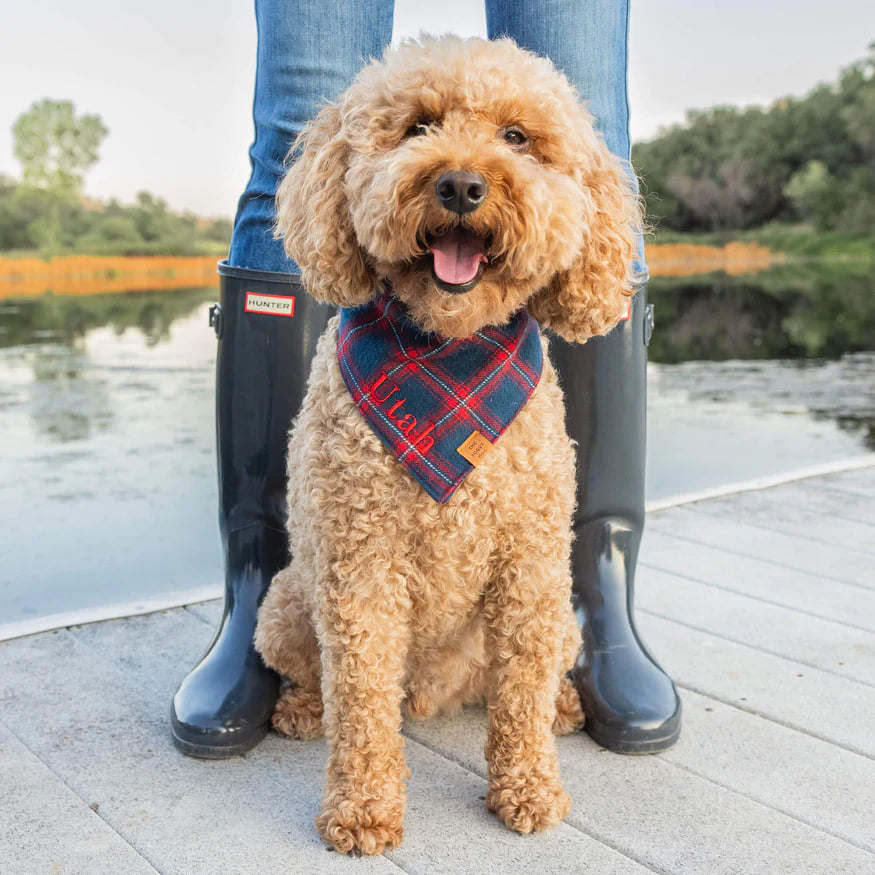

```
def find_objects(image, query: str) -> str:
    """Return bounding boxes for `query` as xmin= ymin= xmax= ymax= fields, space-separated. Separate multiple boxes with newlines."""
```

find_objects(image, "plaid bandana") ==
xmin=337 ymin=291 xmax=543 ymax=503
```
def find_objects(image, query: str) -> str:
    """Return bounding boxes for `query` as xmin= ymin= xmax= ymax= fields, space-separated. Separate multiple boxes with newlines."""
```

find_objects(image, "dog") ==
xmin=254 ymin=35 xmax=639 ymax=855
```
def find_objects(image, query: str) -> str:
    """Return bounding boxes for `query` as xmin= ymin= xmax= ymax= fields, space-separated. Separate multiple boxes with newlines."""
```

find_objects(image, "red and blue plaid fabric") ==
xmin=337 ymin=291 xmax=543 ymax=503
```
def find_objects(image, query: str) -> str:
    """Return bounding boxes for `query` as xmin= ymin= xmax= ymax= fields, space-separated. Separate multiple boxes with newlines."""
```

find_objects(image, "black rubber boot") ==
xmin=551 ymin=287 xmax=682 ymax=754
xmin=170 ymin=261 xmax=333 ymax=758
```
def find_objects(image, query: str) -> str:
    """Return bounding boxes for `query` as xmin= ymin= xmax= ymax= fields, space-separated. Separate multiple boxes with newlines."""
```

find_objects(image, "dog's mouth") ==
xmin=425 ymin=228 xmax=490 ymax=294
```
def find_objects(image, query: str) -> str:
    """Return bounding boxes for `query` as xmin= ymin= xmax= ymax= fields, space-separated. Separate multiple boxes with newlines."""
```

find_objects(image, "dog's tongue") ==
xmin=430 ymin=228 xmax=487 ymax=285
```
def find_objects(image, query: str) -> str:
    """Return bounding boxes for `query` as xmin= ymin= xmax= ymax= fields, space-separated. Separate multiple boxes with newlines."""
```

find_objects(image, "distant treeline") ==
xmin=632 ymin=44 xmax=875 ymax=234
xmin=5 ymin=43 xmax=874 ymax=259
xmin=0 ymin=181 xmax=231 ymax=256
xmin=2 ymin=98 xmax=231 ymax=256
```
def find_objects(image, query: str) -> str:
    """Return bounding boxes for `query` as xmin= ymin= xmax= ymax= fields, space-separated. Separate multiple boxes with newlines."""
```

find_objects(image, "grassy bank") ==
xmin=0 ymin=242 xmax=229 ymax=261
xmin=0 ymin=242 xmax=789 ymax=298
xmin=0 ymin=227 xmax=871 ymax=299
xmin=0 ymin=254 xmax=220 ymax=298
xmin=649 ymin=224 xmax=875 ymax=260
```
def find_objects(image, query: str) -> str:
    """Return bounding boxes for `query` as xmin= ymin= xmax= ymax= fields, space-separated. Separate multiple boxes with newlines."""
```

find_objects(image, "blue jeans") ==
xmin=229 ymin=0 xmax=639 ymax=274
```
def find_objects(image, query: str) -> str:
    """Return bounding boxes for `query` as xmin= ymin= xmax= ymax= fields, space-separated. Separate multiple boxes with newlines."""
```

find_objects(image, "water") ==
xmin=645 ymin=268 xmax=875 ymax=496
xmin=1 ymin=272 xmax=873 ymax=626
xmin=0 ymin=289 xmax=221 ymax=625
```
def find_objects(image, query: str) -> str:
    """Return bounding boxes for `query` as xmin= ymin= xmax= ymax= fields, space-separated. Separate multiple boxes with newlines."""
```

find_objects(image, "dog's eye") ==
xmin=502 ymin=127 xmax=529 ymax=149
xmin=405 ymin=120 xmax=432 ymax=138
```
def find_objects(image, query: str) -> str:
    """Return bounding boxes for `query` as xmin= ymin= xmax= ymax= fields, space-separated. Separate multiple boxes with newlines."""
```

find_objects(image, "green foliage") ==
xmin=647 ymin=223 xmax=875 ymax=259
xmin=2 ymin=98 xmax=231 ymax=256
xmin=634 ymin=43 xmax=875 ymax=235
xmin=0 ymin=175 xmax=44 ymax=250
xmin=13 ymin=99 xmax=107 ymax=196
xmin=0 ymin=179 xmax=231 ymax=255
xmin=783 ymin=161 xmax=843 ymax=229
xmin=0 ymin=180 xmax=231 ymax=256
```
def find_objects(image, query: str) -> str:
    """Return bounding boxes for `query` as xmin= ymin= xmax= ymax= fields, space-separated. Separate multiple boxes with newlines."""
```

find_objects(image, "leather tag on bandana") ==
xmin=244 ymin=292 xmax=295 ymax=317
xmin=457 ymin=430 xmax=491 ymax=467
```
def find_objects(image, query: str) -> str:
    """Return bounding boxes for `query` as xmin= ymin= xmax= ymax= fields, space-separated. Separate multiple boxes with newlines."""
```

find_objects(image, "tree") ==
xmin=13 ymin=99 xmax=108 ymax=196
xmin=632 ymin=42 xmax=875 ymax=235
xmin=784 ymin=160 xmax=843 ymax=229
xmin=11 ymin=100 xmax=107 ymax=251
xmin=840 ymin=44 xmax=875 ymax=170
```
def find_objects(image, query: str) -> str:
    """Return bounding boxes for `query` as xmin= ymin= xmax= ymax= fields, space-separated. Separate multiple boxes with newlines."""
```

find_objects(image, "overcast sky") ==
xmin=1 ymin=0 xmax=872 ymax=216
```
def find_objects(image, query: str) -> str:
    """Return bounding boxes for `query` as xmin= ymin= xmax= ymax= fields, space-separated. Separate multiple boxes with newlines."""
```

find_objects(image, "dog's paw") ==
xmin=271 ymin=687 xmax=324 ymax=740
xmin=316 ymin=797 xmax=404 ymax=855
xmin=486 ymin=775 xmax=571 ymax=834
xmin=552 ymin=676 xmax=585 ymax=736
xmin=405 ymin=688 xmax=438 ymax=720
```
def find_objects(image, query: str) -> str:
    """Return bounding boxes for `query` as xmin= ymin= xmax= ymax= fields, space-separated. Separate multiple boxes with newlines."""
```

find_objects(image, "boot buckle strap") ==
xmin=209 ymin=303 xmax=224 ymax=338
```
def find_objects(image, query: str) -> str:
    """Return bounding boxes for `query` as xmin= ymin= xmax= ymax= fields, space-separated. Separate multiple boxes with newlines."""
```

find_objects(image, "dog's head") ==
xmin=276 ymin=35 xmax=641 ymax=340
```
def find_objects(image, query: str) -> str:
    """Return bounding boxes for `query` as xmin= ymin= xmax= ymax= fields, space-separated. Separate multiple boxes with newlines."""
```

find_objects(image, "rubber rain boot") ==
xmin=551 ymin=287 xmax=682 ymax=754
xmin=170 ymin=261 xmax=332 ymax=758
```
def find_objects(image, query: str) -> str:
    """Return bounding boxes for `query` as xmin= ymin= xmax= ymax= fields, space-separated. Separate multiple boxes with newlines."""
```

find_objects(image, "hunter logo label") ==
xmin=244 ymin=292 xmax=295 ymax=317
xmin=619 ymin=300 xmax=631 ymax=321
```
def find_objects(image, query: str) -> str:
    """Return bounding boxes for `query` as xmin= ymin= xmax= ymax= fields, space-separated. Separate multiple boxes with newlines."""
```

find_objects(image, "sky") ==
xmin=1 ymin=0 xmax=873 ymax=217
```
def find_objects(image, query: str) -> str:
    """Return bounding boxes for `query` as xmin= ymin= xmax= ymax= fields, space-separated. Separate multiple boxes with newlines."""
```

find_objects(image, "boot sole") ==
xmin=584 ymin=720 xmax=681 ymax=755
xmin=171 ymin=724 xmax=269 ymax=759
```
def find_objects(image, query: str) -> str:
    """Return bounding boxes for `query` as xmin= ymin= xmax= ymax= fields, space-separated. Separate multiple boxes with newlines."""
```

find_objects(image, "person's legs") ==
xmin=230 ymin=0 xmax=395 ymax=272
xmin=486 ymin=0 xmax=681 ymax=752
xmin=171 ymin=0 xmax=394 ymax=758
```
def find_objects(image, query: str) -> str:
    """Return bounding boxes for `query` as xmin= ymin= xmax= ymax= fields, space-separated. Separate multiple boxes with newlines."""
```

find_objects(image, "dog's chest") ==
xmin=290 ymin=320 xmax=575 ymax=624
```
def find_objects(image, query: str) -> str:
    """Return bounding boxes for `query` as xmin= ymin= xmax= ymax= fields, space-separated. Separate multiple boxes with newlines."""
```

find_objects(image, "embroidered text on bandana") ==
xmin=337 ymin=293 xmax=543 ymax=503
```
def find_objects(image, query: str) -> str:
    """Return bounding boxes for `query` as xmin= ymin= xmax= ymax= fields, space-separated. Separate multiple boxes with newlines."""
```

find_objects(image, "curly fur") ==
xmin=258 ymin=35 xmax=641 ymax=854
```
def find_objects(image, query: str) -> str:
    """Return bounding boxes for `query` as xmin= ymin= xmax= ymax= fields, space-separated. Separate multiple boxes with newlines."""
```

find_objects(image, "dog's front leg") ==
xmin=315 ymin=560 xmax=411 ymax=855
xmin=483 ymin=554 xmax=572 ymax=834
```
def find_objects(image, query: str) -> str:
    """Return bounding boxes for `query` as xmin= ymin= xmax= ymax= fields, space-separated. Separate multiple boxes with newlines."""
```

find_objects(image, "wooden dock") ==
xmin=2 ymin=467 xmax=873 ymax=874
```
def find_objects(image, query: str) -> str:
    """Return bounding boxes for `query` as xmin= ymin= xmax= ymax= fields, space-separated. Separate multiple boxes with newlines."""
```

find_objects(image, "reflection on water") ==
xmin=0 ymin=286 xmax=210 ymax=349
xmin=0 ymin=287 xmax=222 ymax=626
xmin=1 ymin=270 xmax=873 ymax=625
xmin=651 ymin=355 xmax=875 ymax=452
xmin=645 ymin=262 xmax=875 ymax=498
xmin=29 ymin=345 xmax=114 ymax=443
xmin=647 ymin=261 xmax=875 ymax=362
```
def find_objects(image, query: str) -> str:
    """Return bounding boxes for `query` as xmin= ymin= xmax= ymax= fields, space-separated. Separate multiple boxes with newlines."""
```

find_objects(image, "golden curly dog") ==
xmin=254 ymin=35 xmax=640 ymax=855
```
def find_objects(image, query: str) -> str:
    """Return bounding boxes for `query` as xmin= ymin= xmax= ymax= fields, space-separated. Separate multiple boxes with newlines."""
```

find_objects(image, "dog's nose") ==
xmin=435 ymin=171 xmax=487 ymax=214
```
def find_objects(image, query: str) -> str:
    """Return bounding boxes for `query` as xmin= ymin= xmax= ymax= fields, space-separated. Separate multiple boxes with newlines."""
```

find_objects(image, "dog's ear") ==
xmin=528 ymin=123 xmax=641 ymax=343
xmin=275 ymin=103 xmax=378 ymax=307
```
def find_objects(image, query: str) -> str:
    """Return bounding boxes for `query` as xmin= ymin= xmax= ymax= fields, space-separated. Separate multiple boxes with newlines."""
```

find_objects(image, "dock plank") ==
xmin=637 ymin=613 xmax=875 ymax=758
xmin=0 ymin=723 xmax=157 ymax=875
xmin=822 ymin=467 xmax=875 ymax=497
xmin=0 ymin=632 xmax=403 ymax=875
xmin=793 ymin=480 xmax=875 ymax=525
xmin=648 ymin=505 xmax=874 ymax=588
xmin=637 ymin=567 xmax=875 ymax=685
xmin=60 ymin=610 xmax=649 ymax=874
xmin=184 ymin=600 xmax=222 ymax=627
xmin=662 ymin=689 xmax=875 ymax=853
xmin=640 ymin=530 xmax=875 ymax=630
xmin=687 ymin=481 xmax=875 ymax=554
xmin=403 ymin=706 xmax=875 ymax=875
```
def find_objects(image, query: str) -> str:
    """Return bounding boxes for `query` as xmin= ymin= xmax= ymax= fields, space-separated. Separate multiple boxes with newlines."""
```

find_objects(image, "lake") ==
xmin=1 ymin=265 xmax=873 ymax=627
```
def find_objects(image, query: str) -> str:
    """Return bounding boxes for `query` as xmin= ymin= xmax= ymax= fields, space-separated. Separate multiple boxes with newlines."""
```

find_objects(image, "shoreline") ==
xmin=0 ymin=242 xmax=798 ymax=297
xmin=0 ymin=254 xmax=222 ymax=298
